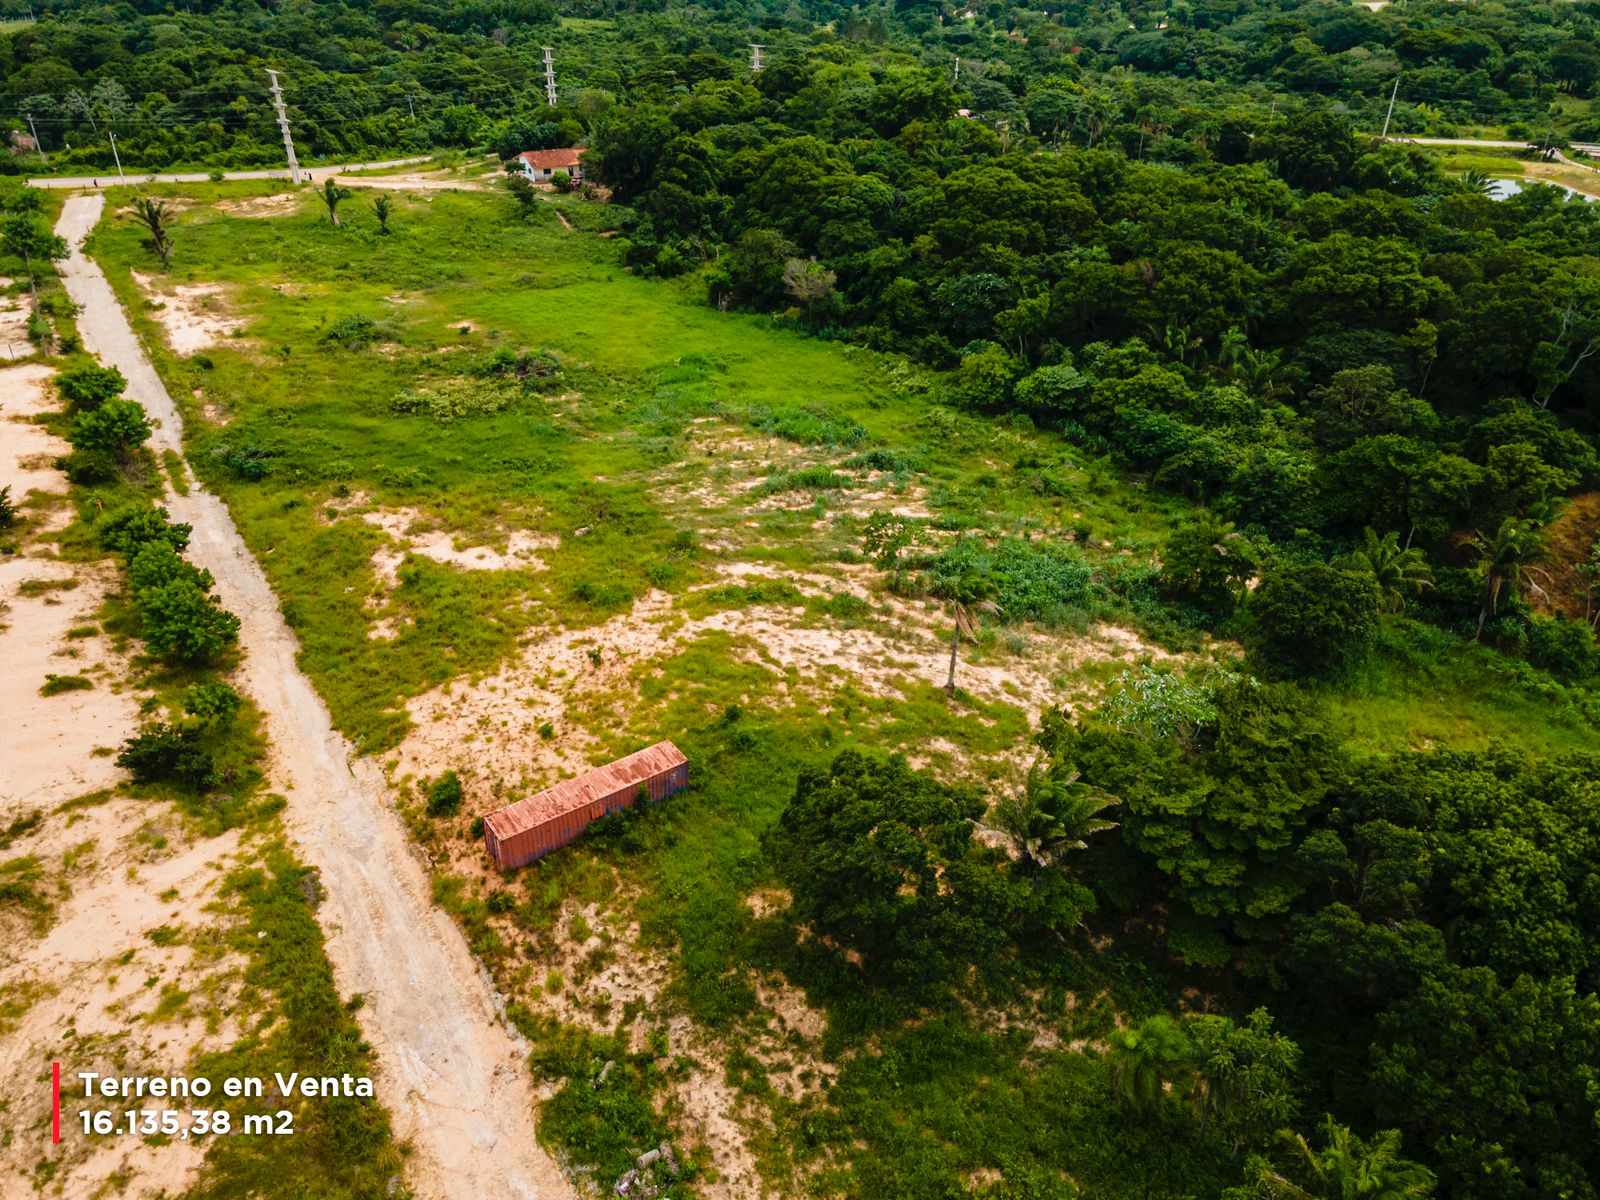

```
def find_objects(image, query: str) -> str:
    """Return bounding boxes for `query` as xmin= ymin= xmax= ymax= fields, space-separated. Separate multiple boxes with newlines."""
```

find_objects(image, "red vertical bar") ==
xmin=51 ymin=1060 xmax=61 ymax=1143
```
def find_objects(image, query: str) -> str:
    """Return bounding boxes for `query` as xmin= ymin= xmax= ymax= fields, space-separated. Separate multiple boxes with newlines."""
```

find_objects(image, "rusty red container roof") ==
xmin=485 ymin=740 xmax=687 ymax=839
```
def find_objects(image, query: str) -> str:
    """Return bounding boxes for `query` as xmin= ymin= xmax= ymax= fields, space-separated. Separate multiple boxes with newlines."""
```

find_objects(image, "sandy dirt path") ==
xmin=53 ymin=194 xmax=575 ymax=1200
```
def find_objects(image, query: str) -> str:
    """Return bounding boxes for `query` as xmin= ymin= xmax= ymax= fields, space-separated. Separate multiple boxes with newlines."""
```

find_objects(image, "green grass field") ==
xmin=87 ymin=180 xmax=1191 ymax=752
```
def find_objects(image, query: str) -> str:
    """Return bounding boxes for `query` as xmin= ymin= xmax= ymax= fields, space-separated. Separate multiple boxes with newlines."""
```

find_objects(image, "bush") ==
xmin=137 ymin=579 xmax=240 ymax=665
xmin=62 ymin=447 xmax=119 ymax=483
xmin=183 ymin=681 xmax=242 ymax=726
xmin=1249 ymin=562 xmax=1380 ymax=678
xmin=1523 ymin=613 xmax=1599 ymax=681
xmin=116 ymin=723 xmax=217 ymax=792
xmin=56 ymin=364 xmax=127 ymax=411
xmin=427 ymin=771 xmax=463 ymax=817
xmin=69 ymin=398 xmax=152 ymax=460
xmin=926 ymin=537 xmax=1095 ymax=624
xmin=129 ymin=539 xmax=210 ymax=592
xmin=0 ymin=484 xmax=14 ymax=529
xmin=320 ymin=314 xmax=389 ymax=349
xmin=98 ymin=505 xmax=191 ymax=556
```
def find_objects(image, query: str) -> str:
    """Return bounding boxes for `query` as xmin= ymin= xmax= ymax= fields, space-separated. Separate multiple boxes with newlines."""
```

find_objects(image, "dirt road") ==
xmin=53 ymin=194 xmax=575 ymax=1200
xmin=27 ymin=156 xmax=432 ymax=189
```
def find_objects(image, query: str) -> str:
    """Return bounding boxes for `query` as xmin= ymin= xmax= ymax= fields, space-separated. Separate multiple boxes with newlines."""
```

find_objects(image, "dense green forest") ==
xmin=5 ymin=0 xmax=1600 ymax=173
xmin=5 ymin=1 xmax=1599 ymax=1198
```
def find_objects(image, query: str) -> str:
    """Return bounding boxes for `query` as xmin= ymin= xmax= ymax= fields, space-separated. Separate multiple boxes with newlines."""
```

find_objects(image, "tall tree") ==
xmin=929 ymin=572 xmax=1000 ymax=695
xmin=1467 ymin=517 xmax=1548 ymax=637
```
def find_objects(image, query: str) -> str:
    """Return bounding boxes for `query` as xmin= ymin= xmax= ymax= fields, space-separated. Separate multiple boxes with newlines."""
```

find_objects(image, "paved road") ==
xmin=53 ymin=193 xmax=575 ymax=1200
xmin=28 ymin=156 xmax=431 ymax=188
xmin=1387 ymin=135 xmax=1600 ymax=157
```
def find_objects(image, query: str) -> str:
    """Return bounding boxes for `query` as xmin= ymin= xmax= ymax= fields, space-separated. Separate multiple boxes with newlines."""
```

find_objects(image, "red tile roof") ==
xmin=485 ymin=741 xmax=686 ymax=838
xmin=518 ymin=148 xmax=586 ymax=170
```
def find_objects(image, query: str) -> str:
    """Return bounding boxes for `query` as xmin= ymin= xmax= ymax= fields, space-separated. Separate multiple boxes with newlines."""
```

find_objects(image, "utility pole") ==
xmin=954 ymin=55 xmax=960 ymax=82
xmin=1381 ymin=74 xmax=1400 ymax=139
xmin=26 ymin=112 xmax=47 ymax=165
xmin=109 ymin=130 xmax=124 ymax=181
xmin=541 ymin=47 xmax=558 ymax=107
xmin=749 ymin=44 xmax=765 ymax=72
xmin=265 ymin=68 xmax=303 ymax=184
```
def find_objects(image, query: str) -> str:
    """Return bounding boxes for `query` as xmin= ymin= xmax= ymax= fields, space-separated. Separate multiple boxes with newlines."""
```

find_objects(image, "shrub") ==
xmin=129 ymin=539 xmax=210 ymax=592
xmin=427 ymin=771 xmax=463 ymax=817
xmin=211 ymin=442 xmax=279 ymax=481
xmin=62 ymin=447 xmax=119 ymax=483
xmin=183 ymin=681 xmax=242 ymax=726
xmin=1523 ymin=613 xmax=1599 ymax=681
xmin=116 ymin=723 xmax=216 ymax=791
xmin=98 ymin=505 xmax=192 ymax=556
xmin=926 ymin=537 xmax=1095 ymax=624
xmin=320 ymin=314 xmax=390 ymax=348
xmin=40 ymin=673 xmax=93 ymax=696
xmin=137 ymin=579 xmax=240 ymax=665
xmin=1249 ymin=562 xmax=1380 ymax=678
xmin=0 ymin=484 xmax=14 ymax=529
xmin=69 ymin=399 xmax=152 ymax=460
xmin=56 ymin=364 xmax=127 ymax=411
xmin=1159 ymin=514 xmax=1260 ymax=617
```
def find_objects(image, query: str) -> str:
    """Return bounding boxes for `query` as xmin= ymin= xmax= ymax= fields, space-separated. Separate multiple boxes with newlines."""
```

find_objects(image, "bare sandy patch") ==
xmin=0 ymin=799 xmax=249 ymax=1199
xmin=393 ymin=564 xmax=1173 ymax=804
xmin=1 ymin=362 xmax=73 ymax=516
xmin=131 ymin=269 xmax=246 ymax=355
xmin=0 ymin=365 xmax=250 ymax=1199
xmin=0 ymin=364 xmax=141 ymax=810
xmin=361 ymin=507 xmax=559 ymax=585
xmin=215 ymin=191 xmax=302 ymax=218
xmin=0 ymin=289 xmax=33 ymax=359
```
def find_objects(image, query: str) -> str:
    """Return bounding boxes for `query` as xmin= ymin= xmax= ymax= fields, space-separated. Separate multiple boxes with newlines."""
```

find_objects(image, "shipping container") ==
xmin=482 ymin=740 xmax=689 ymax=869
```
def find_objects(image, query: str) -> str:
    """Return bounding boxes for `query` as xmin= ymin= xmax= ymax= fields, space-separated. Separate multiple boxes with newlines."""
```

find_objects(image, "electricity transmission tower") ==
xmin=749 ymin=44 xmax=766 ymax=72
xmin=265 ymin=69 xmax=303 ymax=183
xmin=542 ymin=47 xmax=558 ymax=106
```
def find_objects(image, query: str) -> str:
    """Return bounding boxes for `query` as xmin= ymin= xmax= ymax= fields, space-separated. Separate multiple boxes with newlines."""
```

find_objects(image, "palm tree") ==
xmin=129 ymin=196 xmax=173 ymax=269
xmin=1238 ymin=345 xmax=1290 ymax=400
xmin=1216 ymin=325 xmax=1250 ymax=374
xmin=372 ymin=194 xmax=393 ymax=235
xmin=321 ymin=177 xmax=353 ymax=226
xmin=930 ymin=574 xmax=1000 ymax=696
xmin=1458 ymin=168 xmax=1495 ymax=196
xmin=1108 ymin=1015 xmax=1193 ymax=1117
xmin=1255 ymin=1117 xmax=1435 ymax=1199
xmin=1340 ymin=528 xmax=1433 ymax=613
xmin=1467 ymin=517 xmax=1549 ymax=638
xmin=991 ymin=759 xmax=1119 ymax=869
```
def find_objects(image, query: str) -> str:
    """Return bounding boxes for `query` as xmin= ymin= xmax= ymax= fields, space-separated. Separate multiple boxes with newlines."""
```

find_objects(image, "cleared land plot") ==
xmin=82 ymin=181 xmax=1600 ymax=1200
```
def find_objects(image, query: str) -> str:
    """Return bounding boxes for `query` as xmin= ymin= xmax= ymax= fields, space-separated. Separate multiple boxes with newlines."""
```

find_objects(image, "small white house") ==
xmin=517 ymin=148 xmax=585 ymax=183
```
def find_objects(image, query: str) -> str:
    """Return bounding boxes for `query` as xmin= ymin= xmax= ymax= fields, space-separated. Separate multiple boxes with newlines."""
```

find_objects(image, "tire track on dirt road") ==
xmin=54 ymin=194 xmax=575 ymax=1200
